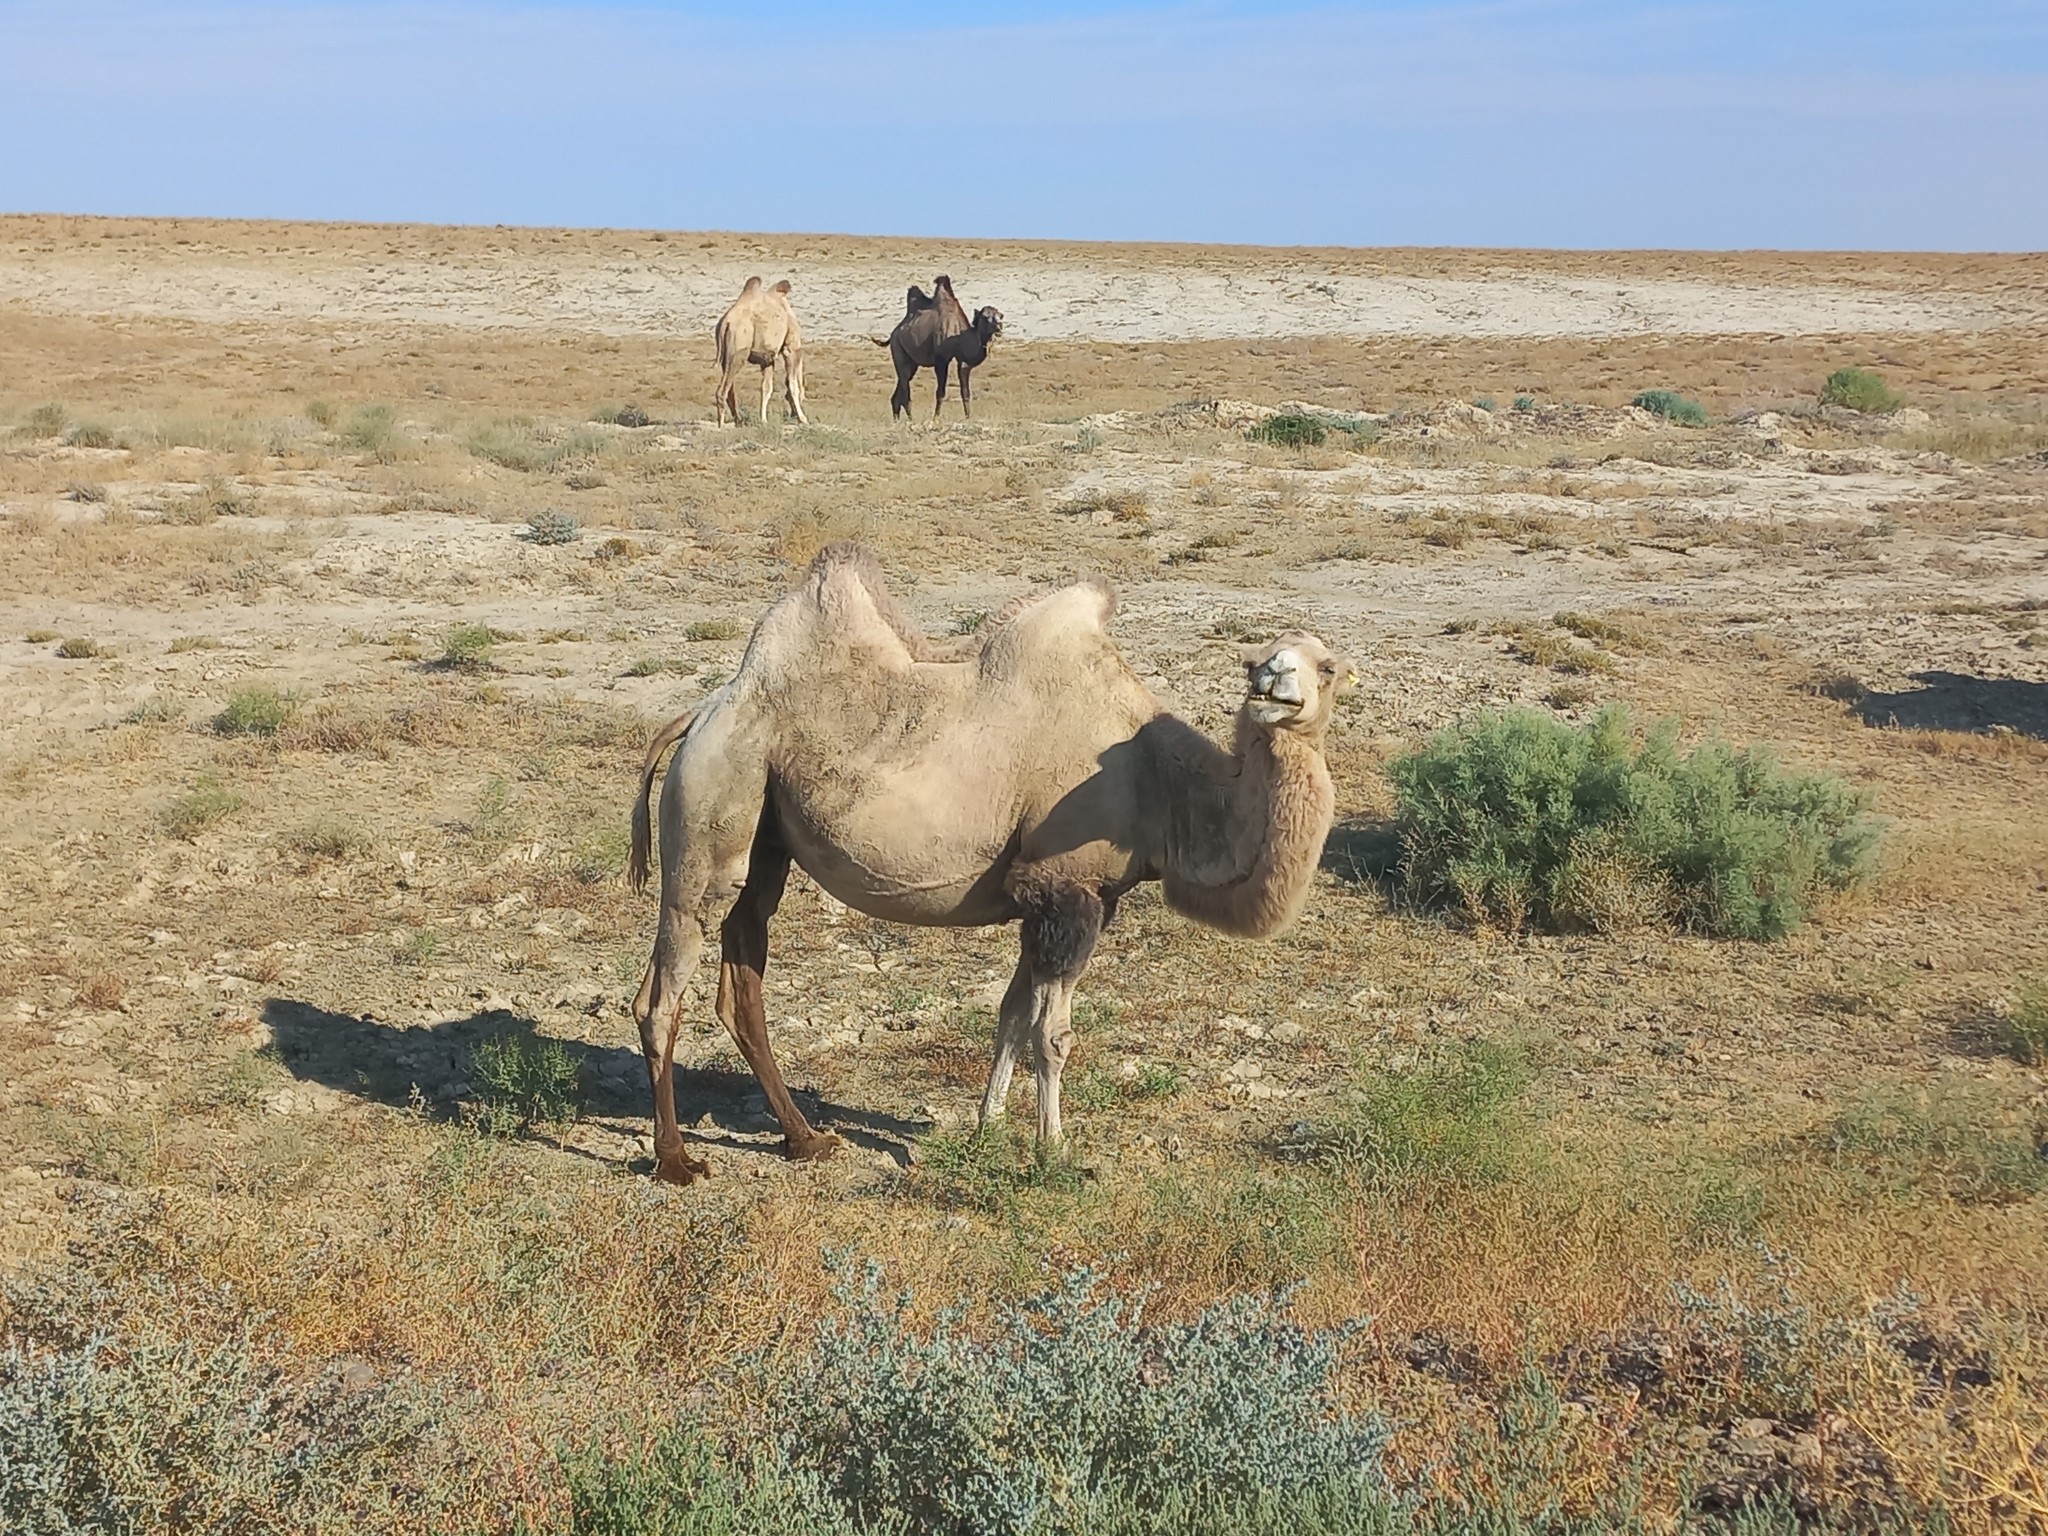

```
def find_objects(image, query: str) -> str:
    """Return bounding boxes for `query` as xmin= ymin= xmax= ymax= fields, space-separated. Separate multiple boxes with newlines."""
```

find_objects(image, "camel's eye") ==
xmin=1319 ymin=661 xmax=1336 ymax=677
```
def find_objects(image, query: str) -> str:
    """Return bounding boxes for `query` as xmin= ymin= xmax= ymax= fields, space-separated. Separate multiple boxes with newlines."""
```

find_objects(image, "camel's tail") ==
xmin=866 ymin=334 xmax=892 ymax=347
xmin=627 ymin=708 xmax=698 ymax=894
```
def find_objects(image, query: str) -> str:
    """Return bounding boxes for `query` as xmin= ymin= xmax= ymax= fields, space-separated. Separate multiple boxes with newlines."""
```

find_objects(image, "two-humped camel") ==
xmin=627 ymin=543 xmax=1354 ymax=1184
xmin=872 ymin=275 xmax=1004 ymax=419
xmin=713 ymin=277 xmax=808 ymax=426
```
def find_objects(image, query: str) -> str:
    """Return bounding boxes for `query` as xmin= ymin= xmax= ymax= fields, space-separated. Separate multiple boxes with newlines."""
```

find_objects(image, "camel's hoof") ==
xmin=654 ymin=1153 xmax=712 ymax=1186
xmin=785 ymin=1130 xmax=843 ymax=1164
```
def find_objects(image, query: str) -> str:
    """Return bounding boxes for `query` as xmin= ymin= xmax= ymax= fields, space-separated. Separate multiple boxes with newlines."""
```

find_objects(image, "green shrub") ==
xmin=65 ymin=423 xmax=117 ymax=450
xmin=2008 ymin=981 xmax=2048 ymax=1065
xmin=1513 ymin=395 xmax=1537 ymax=413
xmin=623 ymin=656 xmax=693 ymax=678
xmin=682 ymin=618 xmax=743 ymax=642
xmin=1631 ymin=390 xmax=1707 ymax=427
xmin=591 ymin=403 xmax=652 ymax=428
xmin=1822 ymin=1076 xmax=2048 ymax=1203
xmin=1471 ymin=397 xmax=1496 ymax=413
xmin=1280 ymin=1039 xmax=1533 ymax=1190
xmin=159 ymin=773 xmax=244 ymax=840
xmin=439 ymin=623 xmax=496 ymax=670
xmin=0 ymin=1320 xmax=443 ymax=1535
xmin=122 ymin=696 xmax=182 ymax=726
xmin=1249 ymin=411 xmax=1327 ymax=448
xmin=771 ymin=1260 xmax=1386 ymax=1536
xmin=340 ymin=404 xmax=401 ymax=461
xmin=305 ymin=398 xmax=338 ymax=428
xmin=468 ymin=421 xmax=609 ymax=473
xmin=24 ymin=402 xmax=67 ymax=438
xmin=289 ymin=817 xmax=369 ymax=861
xmin=521 ymin=509 xmax=582 ymax=546
xmin=471 ymin=1032 xmax=582 ymax=1136
xmin=54 ymin=637 xmax=105 ymax=659
xmin=915 ymin=1125 xmax=1084 ymax=1217
xmin=212 ymin=686 xmax=296 ymax=737
xmin=1388 ymin=706 xmax=1878 ymax=938
xmin=1820 ymin=367 xmax=1903 ymax=414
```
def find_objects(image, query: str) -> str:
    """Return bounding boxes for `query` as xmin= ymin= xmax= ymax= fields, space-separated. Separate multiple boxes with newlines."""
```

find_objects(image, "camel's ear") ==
xmin=740 ymin=276 xmax=762 ymax=293
xmin=772 ymin=279 xmax=792 ymax=294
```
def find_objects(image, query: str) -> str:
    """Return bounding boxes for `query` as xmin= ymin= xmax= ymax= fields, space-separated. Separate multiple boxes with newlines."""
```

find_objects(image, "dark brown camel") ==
xmin=871 ymin=275 xmax=1004 ymax=419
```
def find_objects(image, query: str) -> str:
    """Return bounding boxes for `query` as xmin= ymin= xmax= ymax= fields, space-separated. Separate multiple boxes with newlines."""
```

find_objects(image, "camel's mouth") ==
xmin=1246 ymin=686 xmax=1305 ymax=724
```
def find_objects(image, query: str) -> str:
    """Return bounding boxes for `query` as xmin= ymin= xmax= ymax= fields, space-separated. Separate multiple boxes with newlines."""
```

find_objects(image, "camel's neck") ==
xmin=1150 ymin=708 xmax=1335 ymax=939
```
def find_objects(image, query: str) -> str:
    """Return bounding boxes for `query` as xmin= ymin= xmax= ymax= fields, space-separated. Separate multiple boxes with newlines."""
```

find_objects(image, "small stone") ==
xmin=1269 ymin=1021 xmax=1305 ymax=1045
xmin=1789 ymin=1433 xmax=1823 ymax=1469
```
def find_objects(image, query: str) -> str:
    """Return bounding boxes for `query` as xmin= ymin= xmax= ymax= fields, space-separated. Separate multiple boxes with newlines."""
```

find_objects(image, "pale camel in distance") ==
xmin=713 ymin=277 xmax=808 ymax=426
xmin=626 ymin=543 xmax=1355 ymax=1184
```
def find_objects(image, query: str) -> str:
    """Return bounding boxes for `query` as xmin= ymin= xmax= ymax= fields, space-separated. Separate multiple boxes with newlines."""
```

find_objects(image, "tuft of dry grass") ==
xmin=74 ymin=971 xmax=128 ymax=1010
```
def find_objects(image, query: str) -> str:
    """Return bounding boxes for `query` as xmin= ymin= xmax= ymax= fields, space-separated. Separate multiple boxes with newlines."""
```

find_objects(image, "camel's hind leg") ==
xmin=932 ymin=357 xmax=952 ymax=419
xmin=630 ymin=711 xmax=767 ymax=1183
xmin=633 ymin=895 xmax=711 ymax=1184
xmin=716 ymin=821 xmax=840 ymax=1162
xmin=713 ymin=361 xmax=741 ymax=427
xmin=757 ymin=363 xmax=774 ymax=428
xmin=783 ymin=349 xmax=808 ymax=424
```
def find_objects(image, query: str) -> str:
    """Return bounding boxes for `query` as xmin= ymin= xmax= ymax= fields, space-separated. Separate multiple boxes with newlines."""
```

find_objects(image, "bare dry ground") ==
xmin=3 ymin=215 xmax=2046 ymax=1529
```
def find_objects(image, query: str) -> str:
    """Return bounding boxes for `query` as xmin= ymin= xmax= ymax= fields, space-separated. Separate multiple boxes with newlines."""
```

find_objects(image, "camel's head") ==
xmin=974 ymin=305 xmax=1004 ymax=340
xmin=1241 ymin=632 xmax=1356 ymax=731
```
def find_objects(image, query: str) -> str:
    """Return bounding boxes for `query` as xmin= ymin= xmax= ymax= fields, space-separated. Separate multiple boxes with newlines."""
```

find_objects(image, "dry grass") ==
xmin=3 ymin=218 xmax=2047 ymax=1533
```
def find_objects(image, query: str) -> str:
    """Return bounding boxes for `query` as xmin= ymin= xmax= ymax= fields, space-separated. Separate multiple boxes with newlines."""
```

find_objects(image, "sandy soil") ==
xmin=7 ymin=215 xmax=2047 ymax=342
xmin=1 ymin=217 xmax=2045 ymax=1530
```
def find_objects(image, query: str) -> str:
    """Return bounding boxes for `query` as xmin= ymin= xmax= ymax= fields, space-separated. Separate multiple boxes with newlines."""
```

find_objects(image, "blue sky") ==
xmin=3 ymin=1 xmax=2043 ymax=248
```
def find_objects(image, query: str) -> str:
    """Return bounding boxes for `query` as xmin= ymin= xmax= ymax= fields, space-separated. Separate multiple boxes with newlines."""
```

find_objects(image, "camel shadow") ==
xmin=258 ymin=997 xmax=927 ymax=1169
xmin=1320 ymin=813 xmax=1402 ymax=891
xmin=1852 ymin=671 xmax=2048 ymax=740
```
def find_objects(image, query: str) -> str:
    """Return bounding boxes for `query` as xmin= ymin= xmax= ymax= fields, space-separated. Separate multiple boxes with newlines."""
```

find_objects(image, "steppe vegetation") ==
xmin=1 ymin=218 xmax=2046 ymax=1533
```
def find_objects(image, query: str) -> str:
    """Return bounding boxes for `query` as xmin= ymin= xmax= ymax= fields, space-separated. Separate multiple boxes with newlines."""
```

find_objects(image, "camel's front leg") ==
xmin=716 ymin=826 xmax=841 ymax=1163
xmin=977 ymin=956 xmax=1034 ymax=1128
xmin=1010 ymin=881 xmax=1105 ymax=1144
xmin=757 ymin=365 xmax=773 ymax=429
xmin=932 ymin=357 xmax=952 ymax=419
xmin=957 ymin=363 xmax=973 ymax=419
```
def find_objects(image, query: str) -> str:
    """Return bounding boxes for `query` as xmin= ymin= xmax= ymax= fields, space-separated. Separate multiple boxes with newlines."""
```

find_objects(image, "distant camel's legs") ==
xmin=715 ymin=820 xmax=840 ymax=1162
xmin=758 ymin=362 xmax=774 ymax=428
xmin=783 ymin=349 xmax=808 ymax=424
xmin=957 ymin=363 xmax=974 ymax=419
xmin=978 ymin=955 xmax=1034 ymax=1127
xmin=932 ymin=357 xmax=952 ymax=419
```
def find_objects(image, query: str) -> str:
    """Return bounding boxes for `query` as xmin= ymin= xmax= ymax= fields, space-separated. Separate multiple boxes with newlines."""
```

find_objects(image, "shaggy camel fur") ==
xmin=871 ymin=274 xmax=1003 ymax=419
xmin=627 ymin=543 xmax=1355 ymax=1184
xmin=713 ymin=277 xmax=808 ymax=426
